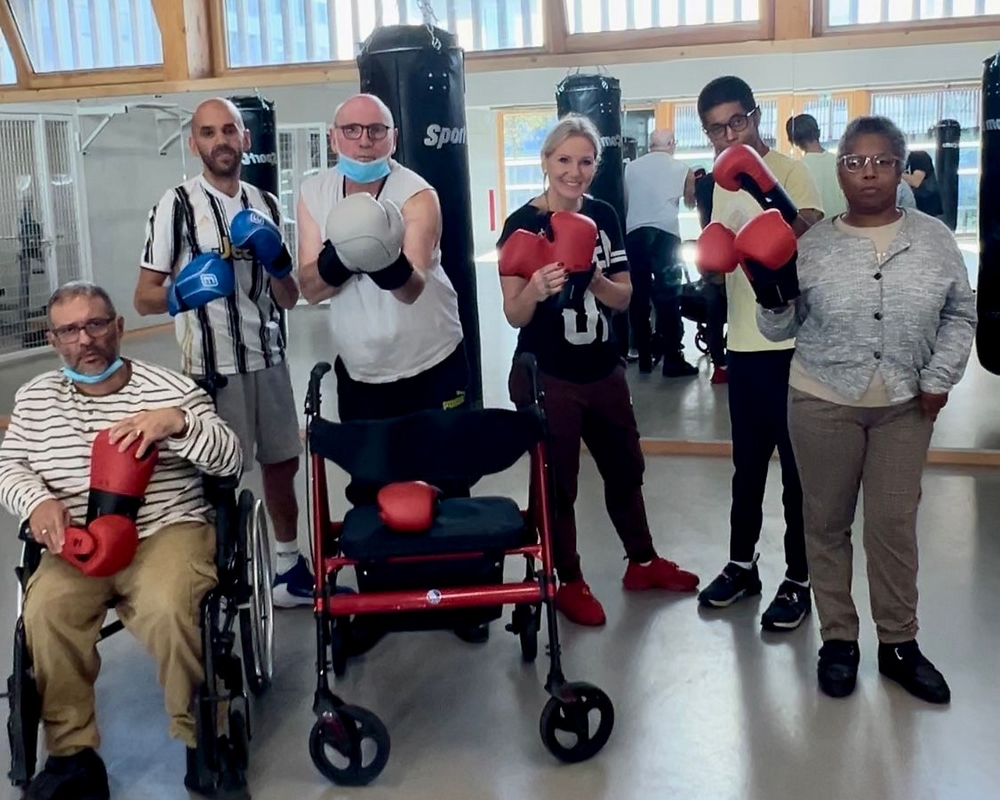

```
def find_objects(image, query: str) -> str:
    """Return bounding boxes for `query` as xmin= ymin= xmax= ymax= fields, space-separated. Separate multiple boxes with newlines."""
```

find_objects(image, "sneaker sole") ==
xmin=761 ymin=607 xmax=811 ymax=631
xmin=698 ymin=583 xmax=762 ymax=608
xmin=877 ymin=667 xmax=951 ymax=704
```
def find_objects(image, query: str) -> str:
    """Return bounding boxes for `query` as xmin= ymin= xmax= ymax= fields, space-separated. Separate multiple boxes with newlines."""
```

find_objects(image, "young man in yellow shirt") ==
xmin=695 ymin=76 xmax=824 ymax=631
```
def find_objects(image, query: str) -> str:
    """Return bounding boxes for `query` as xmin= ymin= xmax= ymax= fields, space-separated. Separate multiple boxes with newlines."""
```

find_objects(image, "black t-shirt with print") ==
xmin=497 ymin=196 xmax=629 ymax=384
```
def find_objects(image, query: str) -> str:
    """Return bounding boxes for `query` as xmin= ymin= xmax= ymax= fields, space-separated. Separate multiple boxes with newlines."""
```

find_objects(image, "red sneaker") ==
xmin=623 ymin=558 xmax=700 ymax=592
xmin=710 ymin=366 xmax=728 ymax=385
xmin=554 ymin=580 xmax=606 ymax=626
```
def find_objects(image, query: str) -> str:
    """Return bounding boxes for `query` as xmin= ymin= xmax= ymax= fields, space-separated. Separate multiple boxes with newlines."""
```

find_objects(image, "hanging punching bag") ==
xmin=357 ymin=25 xmax=482 ymax=408
xmin=978 ymin=52 xmax=1000 ymax=374
xmin=555 ymin=73 xmax=630 ymax=354
xmin=230 ymin=95 xmax=278 ymax=196
xmin=935 ymin=119 xmax=961 ymax=232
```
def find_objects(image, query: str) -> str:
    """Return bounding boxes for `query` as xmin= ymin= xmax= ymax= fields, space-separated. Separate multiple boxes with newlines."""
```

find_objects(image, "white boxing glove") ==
xmin=324 ymin=193 xmax=406 ymax=273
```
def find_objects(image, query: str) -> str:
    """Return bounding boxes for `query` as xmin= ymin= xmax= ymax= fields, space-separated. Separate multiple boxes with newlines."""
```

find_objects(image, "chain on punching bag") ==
xmin=229 ymin=95 xmax=278 ymax=196
xmin=978 ymin=52 xmax=1000 ymax=374
xmin=357 ymin=21 xmax=482 ymax=408
xmin=935 ymin=119 xmax=961 ymax=232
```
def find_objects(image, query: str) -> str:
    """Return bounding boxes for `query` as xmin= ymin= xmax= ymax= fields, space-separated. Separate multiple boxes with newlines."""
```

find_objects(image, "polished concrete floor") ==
xmin=0 ymin=454 xmax=998 ymax=800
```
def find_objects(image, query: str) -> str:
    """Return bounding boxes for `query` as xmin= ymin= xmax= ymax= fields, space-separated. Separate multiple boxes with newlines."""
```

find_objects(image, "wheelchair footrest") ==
xmin=327 ymin=581 xmax=543 ymax=615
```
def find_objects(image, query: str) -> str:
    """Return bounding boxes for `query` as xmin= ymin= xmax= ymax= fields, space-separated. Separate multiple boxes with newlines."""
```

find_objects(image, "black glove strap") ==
xmin=317 ymin=242 xmax=353 ymax=288
xmin=369 ymin=252 xmax=415 ymax=291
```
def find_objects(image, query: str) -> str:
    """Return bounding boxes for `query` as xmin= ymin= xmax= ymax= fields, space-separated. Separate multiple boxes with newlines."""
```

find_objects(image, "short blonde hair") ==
xmin=541 ymin=113 xmax=602 ymax=162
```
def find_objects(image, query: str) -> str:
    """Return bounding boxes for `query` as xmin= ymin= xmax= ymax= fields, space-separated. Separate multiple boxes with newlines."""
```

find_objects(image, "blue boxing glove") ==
xmin=167 ymin=253 xmax=235 ymax=317
xmin=230 ymin=208 xmax=293 ymax=279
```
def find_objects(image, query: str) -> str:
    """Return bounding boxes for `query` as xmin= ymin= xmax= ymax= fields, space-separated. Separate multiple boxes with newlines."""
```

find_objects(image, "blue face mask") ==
xmin=337 ymin=153 xmax=391 ymax=184
xmin=62 ymin=357 xmax=125 ymax=385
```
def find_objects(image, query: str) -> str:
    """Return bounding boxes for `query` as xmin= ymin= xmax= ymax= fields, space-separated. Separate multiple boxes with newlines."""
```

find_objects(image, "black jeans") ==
xmin=334 ymin=343 xmax=470 ymax=504
xmin=726 ymin=349 xmax=807 ymax=582
xmin=703 ymin=278 xmax=728 ymax=368
xmin=624 ymin=227 xmax=683 ymax=357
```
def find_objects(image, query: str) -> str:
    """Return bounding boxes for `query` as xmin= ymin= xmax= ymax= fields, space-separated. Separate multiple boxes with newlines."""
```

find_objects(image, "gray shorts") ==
xmin=210 ymin=362 xmax=303 ymax=469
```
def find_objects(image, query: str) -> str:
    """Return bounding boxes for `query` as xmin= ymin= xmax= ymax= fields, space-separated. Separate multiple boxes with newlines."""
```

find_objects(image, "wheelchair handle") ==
xmin=17 ymin=521 xmax=33 ymax=543
xmin=194 ymin=372 xmax=229 ymax=404
xmin=305 ymin=362 xmax=332 ymax=416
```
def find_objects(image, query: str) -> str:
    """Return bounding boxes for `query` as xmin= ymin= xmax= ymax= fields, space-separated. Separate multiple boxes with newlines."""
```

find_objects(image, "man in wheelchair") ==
xmin=0 ymin=282 xmax=243 ymax=799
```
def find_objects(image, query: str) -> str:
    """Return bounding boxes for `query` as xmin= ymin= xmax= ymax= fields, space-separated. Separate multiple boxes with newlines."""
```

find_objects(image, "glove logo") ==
xmin=423 ymin=124 xmax=467 ymax=149
xmin=200 ymin=274 xmax=220 ymax=289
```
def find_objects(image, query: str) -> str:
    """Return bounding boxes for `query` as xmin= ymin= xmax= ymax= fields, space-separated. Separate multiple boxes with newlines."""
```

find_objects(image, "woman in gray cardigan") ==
xmin=757 ymin=116 xmax=976 ymax=703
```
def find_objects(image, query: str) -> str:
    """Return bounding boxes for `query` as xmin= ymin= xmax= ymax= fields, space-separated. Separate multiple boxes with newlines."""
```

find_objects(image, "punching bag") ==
xmin=555 ymin=73 xmax=630 ymax=354
xmin=935 ymin=119 xmax=961 ymax=232
xmin=978 ymin=52 xmax=1000 ymax=374
xmin=357 ymin=25 xmax=482 ymax=408
xmin=230 ymin=95 xmax=278 ymax=196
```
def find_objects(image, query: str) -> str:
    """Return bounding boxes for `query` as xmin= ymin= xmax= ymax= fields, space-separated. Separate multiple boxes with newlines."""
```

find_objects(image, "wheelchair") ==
xmin=3 ymin=374 xmax=275 ymax=799
xmin=300 ymin=354 xmax=614 ymax=787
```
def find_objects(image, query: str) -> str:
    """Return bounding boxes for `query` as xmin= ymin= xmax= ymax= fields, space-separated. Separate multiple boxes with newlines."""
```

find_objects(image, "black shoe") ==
xmin=817 ymin=640 xmax=860 ymax=698
xmin=698 ymin=561 xmax=763 ymax=608
xmin=454 ymin=622 xmax=490 ymax=644
xmin=185 ymin=747 xmax=216 ymax=796
xmin=662 ymin=355 xmax=699 ymax=378
xmin=638 ymin=350 xmax=654 ymax=374
xmin=26 ymin=748 xmax=110 ymax=800
xmin=878 ymin=640 xmax=951 ymax=704
xmin=761 ymin=580 xmax=812 ymax=631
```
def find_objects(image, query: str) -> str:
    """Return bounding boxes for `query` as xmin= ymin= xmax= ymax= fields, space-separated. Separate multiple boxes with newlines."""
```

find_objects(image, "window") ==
xmin=800 ymin=95 xmax=850 ymax=149
xmin=872 ymin=86 xmax=981 ymax=234
xmin=826 ymin=0 xmax=1000 ymax=26
xmin=224 ymin=0 xmax=545 ymax=68
xmin=0 ymin=30 xmax=16 ymax=84
xmin=276 ymin=125 xmax=335 ymax=273
xmin=500 ymin=109 xmax=558 ymax=217
xmin=9 ymin=0 xmax=162 ymax=73
xmin=565 ymin=0 xmax=759 ymax=34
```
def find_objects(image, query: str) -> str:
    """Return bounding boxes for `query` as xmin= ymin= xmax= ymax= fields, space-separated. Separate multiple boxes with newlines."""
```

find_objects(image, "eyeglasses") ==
xmin=50 ymin=317 xmax=115 ymax=344
xmin=336 ymin=123 xmax=391 ymax=141
xmin=704 ymin=108 xmax=759 ymax=140
xmin=838 ymin=154 xmax=900 ymax=173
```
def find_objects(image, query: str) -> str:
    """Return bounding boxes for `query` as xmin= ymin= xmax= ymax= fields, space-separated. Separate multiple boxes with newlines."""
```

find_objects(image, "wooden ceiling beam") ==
xmin=151 ymin=0 xmax=213 ymax=81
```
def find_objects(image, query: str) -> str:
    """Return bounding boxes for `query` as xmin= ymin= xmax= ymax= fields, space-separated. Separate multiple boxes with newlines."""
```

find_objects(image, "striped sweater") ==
xmin=0 ymin=359 xmax=243 ymax=538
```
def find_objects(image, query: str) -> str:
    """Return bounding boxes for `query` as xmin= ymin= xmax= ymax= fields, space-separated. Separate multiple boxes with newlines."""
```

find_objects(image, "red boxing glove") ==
xmin=734 ymin=209 xmax=800 ymax=309
xmin=714 ymin=144 xmax=799 ymax=225
xmin=61 ymin=517 xmax=139 ymax=578
xmin=86 ymin=428 xmax=158 ymax=524
xmin=377 ymin=481 xmax=439 ymax=534
xmin=695 ymin=222 xmax=739 ymax=275
xmin=498 ymin=229 xmax=553 ymax=281
xmin=549 ymin=211 xmax=597 ymax=308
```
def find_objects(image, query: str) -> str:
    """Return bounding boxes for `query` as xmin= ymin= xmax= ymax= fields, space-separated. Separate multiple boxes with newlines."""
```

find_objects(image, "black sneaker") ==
xmin=662 ymin=354 xmax=699 ymax=378
xmin=185 ymin=746 xmax=215 ymax=796
xmin=761 ymin=580 xmax=812 ymax=631
xmin=698 ymin=561 xmax=763 ymax=608
xmin=818 ymin=640 xmax=860 ymax=698
xmin=26 ymin=747 xmax=110 ymax=800
xmin=878 ymin=640 xmax=951 ymax=704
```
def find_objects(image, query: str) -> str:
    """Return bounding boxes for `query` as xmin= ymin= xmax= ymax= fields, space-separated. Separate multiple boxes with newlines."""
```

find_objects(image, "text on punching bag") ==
xmin=423 ymin=124 xmax=467 ymax=149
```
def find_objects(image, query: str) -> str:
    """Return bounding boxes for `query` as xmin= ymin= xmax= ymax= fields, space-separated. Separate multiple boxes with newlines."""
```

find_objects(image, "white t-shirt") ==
xmin=141 ymin=175 xmax=287 ymax=376
xmin=298 ymin=160 xmax=463 ymax=383
xmin=623 ymin=151 xmax=689 ymax=237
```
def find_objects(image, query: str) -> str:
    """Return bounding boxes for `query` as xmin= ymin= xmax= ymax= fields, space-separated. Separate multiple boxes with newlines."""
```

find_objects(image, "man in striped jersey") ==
xmin=134 ymin=97 xmax=312 ymax=609
xmin=0 ymin=282 xmax=243 ymax=798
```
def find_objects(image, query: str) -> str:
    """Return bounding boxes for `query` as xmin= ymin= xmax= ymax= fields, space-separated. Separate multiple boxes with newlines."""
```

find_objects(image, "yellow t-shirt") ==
xmin=712 ymin=149 xmax=823 ymax=352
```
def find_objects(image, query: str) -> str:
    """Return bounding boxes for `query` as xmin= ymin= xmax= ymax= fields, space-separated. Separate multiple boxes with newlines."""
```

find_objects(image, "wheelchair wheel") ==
xmin=237 ymin=490 xmax=274 ymax=697
xmin=539 ymin=682 xmax=614 ymax=764
xmin=508 ymin=603 xmax=539 ymax=663
xmin=309 ymin=705 xmax=390 ymax=787
xmin=695 ymin=327 xmax=709 ymax=355
xmin=5 ymin=619 xmax=40 ymax=787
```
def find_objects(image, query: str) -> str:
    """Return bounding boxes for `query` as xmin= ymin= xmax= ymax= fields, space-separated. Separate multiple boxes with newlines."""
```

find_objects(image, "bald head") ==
xmin=649 ymin=129 xmax=676 ymax=154
xmin=192 ymin=98 xmax=246 ymax=131
xmin=333 ymin=94 xmax=394 ymax=128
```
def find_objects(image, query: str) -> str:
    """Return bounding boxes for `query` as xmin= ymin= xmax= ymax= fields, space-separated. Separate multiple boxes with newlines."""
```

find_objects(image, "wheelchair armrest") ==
xmin=18 ymin=520 xmax=33 ymax=543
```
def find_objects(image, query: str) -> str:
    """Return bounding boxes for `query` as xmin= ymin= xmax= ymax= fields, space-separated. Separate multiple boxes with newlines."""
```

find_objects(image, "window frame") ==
xmin=814 ymin=0 xmax=1000 ymax=36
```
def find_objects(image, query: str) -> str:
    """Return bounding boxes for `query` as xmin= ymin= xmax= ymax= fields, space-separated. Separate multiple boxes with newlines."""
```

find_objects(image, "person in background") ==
xmin=786 ymin=113 xmax=847 ymax=219
xmin=623 ymin=128 xmax=699 ymax=376
xmin=758 ymin=115 xmax=976 ymax=702
xmin=694 ymin=166 xmax=729 ymax=385
xmin=902 ymin=150 xmax=944 ymax=218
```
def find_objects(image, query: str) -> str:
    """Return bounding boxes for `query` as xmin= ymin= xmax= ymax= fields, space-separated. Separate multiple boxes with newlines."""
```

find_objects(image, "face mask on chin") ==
xmin=337 ymin=153 xmax=391 ymax=183
xmin=61 ymin=357 xmax=125 ymax=385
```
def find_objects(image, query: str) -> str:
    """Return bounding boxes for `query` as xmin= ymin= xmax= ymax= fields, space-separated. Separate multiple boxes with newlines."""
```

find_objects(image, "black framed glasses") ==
xmin=704 ymin=107 xmax=759 ymax=140
xmin=838 ymin=154 xmax=901 ymax=173
xmin=50 ymin=317 xmax=115 ymax=343
xmin=335 ymin=123 xmax=391 ymax=141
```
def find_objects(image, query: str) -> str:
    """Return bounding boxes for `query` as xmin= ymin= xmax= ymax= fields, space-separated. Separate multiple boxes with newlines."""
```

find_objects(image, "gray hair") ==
xmin=47 ymin=281 xmax=117 ymax=322
xmin=541 ymin=113 xmax=603 ymax=162
xmin=838 ymin=115 xmax=908 ymax=166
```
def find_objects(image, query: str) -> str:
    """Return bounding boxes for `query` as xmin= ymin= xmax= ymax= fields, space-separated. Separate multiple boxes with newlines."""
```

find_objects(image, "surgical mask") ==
xmin=337 ymin=153 xmax=391 ymax=184
xmin=62 ymin=357 xmax=125 ymax=385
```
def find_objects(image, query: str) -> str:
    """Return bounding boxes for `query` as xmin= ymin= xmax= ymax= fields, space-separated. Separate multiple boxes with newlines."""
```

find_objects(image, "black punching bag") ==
xmin=357 ymin=26 xmax=481 ymax=408
xmin=935 ymin=119 xmax=961 ymax=232
xmin=978 ymin=53 xmax=1000 ymax=374
xmin=230 ymin=95 xmax=278 ymax=195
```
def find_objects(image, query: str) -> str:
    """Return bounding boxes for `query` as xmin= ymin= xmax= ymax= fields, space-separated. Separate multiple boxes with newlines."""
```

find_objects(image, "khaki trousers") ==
xmin=788 ymin=390 xmax=932 ymax=644
xmin=23 ymin=521 xmax=217 ymax=755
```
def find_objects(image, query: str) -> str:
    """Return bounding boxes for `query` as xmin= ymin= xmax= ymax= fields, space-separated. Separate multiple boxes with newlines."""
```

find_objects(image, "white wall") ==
xmin=43 ymin=36 xmax=1000 ymax=330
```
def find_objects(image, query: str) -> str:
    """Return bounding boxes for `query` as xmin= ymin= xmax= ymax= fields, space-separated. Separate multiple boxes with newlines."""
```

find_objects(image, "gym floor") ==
xmin=1 ymin=268 xmax=999 ymax=799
